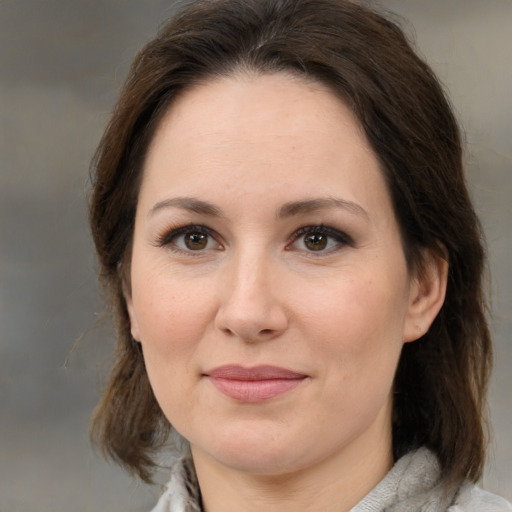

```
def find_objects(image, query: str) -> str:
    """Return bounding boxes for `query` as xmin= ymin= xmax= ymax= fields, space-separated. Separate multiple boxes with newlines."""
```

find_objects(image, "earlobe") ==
xmin=403 ymin=249 xmax=448 ymax=343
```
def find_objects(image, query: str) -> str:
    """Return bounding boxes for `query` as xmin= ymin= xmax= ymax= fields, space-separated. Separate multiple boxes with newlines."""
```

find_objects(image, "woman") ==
xmin=89 ymin=0 xmax=511 ymax=510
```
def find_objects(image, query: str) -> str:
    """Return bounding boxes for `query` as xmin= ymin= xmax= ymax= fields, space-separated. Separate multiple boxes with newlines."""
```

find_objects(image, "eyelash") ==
xmin=155 ymin=224 xmax=353 ymax=255
xmin=286 ymin=225 xmax=354 ymax=254
xmin=156 ymin=224 xmax=221 ymax=254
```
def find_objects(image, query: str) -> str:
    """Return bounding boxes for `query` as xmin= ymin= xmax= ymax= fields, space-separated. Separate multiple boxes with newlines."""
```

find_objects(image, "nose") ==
xmin=214 ymin=251 xmax=289 ymax=342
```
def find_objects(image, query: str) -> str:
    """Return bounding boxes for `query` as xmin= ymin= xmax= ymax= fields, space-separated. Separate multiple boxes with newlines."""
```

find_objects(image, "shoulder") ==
xmin=449 ymin=482 xmax=512 ymax=512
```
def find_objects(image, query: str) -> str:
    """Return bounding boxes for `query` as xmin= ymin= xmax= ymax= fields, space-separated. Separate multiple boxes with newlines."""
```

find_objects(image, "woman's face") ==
xmin=126 ymin=73 xmax=427 ymax=476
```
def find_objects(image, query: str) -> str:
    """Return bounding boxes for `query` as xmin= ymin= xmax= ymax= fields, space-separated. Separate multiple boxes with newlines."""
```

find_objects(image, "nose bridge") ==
xmin=215 ymin=243 xmax=287 ymax=341
xmin=232 ymin=246 xmax=267 ymax=298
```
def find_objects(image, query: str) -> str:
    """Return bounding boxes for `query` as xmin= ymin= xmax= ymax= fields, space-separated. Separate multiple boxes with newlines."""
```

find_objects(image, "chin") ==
xmin=189 ymin=421 xmax=318 ymax=476
xmin=212 ymin=448 xmax=307 ymax=476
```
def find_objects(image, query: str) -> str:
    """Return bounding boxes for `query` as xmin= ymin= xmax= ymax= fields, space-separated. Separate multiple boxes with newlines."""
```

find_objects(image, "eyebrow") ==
xmin=148 ymin=197 xmax=223 ymax=218
xmin=278 ymin=197 xmax=369 ymax=220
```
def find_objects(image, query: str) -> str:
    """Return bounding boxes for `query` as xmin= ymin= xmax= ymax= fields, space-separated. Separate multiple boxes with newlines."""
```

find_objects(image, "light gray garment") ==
xmin=151 ymin=448 xmax=512 ymax=512
xmin=350 ymin=448 xmax=511 ymax=512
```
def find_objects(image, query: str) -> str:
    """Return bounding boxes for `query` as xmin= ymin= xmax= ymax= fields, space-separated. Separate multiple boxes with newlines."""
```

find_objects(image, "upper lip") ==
xmin=205 ymin=365 xmax=307 ymax=380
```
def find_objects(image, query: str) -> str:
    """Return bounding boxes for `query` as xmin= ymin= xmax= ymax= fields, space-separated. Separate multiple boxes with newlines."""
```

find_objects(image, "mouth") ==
xmin=203 ymin=365 xmax=308 ymax=403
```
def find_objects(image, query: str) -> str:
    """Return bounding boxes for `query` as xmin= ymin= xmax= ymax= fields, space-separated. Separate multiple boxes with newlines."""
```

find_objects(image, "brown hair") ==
xmin=89 ymin=0 xmax=492 ymax=484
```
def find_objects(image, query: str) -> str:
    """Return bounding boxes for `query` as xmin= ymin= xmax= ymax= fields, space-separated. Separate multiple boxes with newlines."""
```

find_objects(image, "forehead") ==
xmin=139 ymin=72 xmax=391 ymax=221
xmin=151 ymin=72 xmax=366 ymax=150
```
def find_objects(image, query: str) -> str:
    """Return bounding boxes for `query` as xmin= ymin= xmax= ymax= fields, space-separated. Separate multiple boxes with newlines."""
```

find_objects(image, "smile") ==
xmin=204 ymin=365 xmax=308 ymax=403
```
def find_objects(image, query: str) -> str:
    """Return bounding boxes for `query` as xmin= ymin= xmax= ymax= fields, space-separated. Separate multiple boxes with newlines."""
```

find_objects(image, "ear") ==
xmin=123 ymin=280 xmax=142 ymax=342
xmin=403 ymin=248 xmax=448 ymax=343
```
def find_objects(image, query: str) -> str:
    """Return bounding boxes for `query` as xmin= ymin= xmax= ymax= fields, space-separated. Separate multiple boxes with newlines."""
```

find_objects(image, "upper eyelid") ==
xmin=290 ymin=225 xmax=353 ymax=243
xmin=156 ymin=224 xmax=218 ymax=247
xmin=284 ymin=225 xmax=354 ymax=255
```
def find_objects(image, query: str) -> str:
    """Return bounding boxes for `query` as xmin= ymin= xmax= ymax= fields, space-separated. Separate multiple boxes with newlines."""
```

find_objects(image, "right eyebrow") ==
xmin=148 ymin=197 xmax=223 ymax=218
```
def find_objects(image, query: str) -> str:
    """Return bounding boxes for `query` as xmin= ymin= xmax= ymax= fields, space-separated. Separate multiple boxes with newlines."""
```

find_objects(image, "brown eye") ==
xmin=184 ymin=232 xmax=209 ymax=250
xmin=286 ymin=225 xmax=353 ymax=254
xmin=159 ymin=225 xmax=221 ymax=253
xmin=304 ymin=233 xmax=328 ymax=251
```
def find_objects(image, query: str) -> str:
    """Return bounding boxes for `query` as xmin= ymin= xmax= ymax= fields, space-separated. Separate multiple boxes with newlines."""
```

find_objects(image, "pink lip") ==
xmin=205 ymin=365 xmax=307 ymax=403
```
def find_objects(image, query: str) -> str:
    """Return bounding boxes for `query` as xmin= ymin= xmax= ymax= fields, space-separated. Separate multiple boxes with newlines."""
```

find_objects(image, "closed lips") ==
xmin=205 ymin=365 xmax=308 ymax=402
xmin=206 ymin=365 xmax=307 ymax=380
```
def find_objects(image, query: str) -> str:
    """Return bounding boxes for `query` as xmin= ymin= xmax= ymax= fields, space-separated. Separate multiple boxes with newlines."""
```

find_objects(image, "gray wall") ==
xmin=0 ymin=1 xmax=510 ymax=510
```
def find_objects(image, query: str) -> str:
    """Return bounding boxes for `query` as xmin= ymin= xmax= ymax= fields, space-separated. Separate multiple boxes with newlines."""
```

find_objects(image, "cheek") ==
xmin=133 ymin=264 xmax=209 ymax=338
xmin=132 ymin=274 xmax=217 ymax=424
xmin=304 ymin=273 xmax=407 ymax=340
xmin=130 ymin=266 xmax=217 ymax=388
xmin=299 ymin=274 xmax=408 ymax=388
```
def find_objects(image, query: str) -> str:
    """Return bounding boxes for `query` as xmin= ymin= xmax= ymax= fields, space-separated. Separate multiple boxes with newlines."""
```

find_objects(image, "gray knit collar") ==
xmin=152 ymin=447 xmax=457 ymax=512
xmin=351 ymin=447 xmax=456 ymax=511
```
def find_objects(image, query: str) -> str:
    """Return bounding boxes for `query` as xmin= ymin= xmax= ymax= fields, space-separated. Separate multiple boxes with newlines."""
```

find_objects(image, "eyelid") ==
xmin=155 ymin=224 xmax=223 ymax=252
xmin=286 ymin=225 xmax=354 ymax=253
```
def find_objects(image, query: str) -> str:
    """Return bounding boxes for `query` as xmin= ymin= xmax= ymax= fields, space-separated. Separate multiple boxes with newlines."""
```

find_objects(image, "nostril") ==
xmin=215 ymin=301 xmax=289 ymax=341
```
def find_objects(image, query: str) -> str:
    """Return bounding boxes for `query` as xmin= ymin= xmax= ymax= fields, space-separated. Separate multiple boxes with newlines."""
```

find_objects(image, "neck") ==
xmin=192 ymin=421 xmax=393 ymax=512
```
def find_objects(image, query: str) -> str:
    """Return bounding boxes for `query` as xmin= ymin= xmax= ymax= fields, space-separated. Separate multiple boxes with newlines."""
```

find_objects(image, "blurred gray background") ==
xmin=0 ymin=1 xmax=510 ymax=510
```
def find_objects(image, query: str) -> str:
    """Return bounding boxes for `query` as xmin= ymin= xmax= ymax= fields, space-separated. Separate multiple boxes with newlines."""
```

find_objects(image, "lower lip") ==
xmin=207 ymin=377 xmax=305 ymax=403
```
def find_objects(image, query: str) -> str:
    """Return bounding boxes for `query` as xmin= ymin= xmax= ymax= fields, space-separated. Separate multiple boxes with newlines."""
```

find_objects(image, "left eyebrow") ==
xmin=278 ymin=197 xmax=369 ymax=220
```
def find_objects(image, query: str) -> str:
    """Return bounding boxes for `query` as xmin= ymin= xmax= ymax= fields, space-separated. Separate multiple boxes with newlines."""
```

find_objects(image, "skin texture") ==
xmin=125 ymin=73 xmax=447 ymax=512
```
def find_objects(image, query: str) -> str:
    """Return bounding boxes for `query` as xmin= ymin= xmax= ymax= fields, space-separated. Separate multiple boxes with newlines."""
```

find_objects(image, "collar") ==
xmin=151 ymin=448 xmax=458 ymax=512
